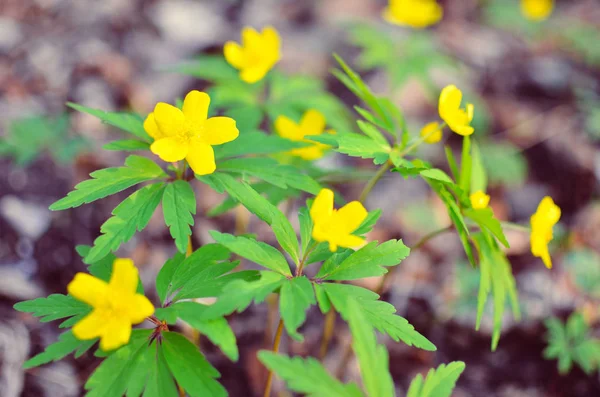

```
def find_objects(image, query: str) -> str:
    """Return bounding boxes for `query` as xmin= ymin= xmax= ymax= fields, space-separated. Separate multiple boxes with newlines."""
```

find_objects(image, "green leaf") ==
xmin=75 ymin=245 xmax=115 ymax=282
xmin=156 ymin=252 xmax=186 ymax=304
xmin=420 ymin=168 xmax=454 ymax=184
xmin=162 ymin=180 xmax=196 ymax=253
xmin=323 ymin=283 xmax=436 ymax=351
xmin=169 ymin=302 xmax=239 ymax=361
xmin=346 ymin=298 xmax=394 ymax=397
xmin=210 ymin=231 xmax=291 ymax=276
xmin=67 ymin=103 xmax=151 ymax=142
xmin=406 ymin=361 xmax=466 ymax=397
xmin=357 ymin=120 xmax=390 ymax=146
xmin=162 ymin=332 xmax=226 ymax=397
xmin=85 ymin=330 xmax=153 ymax=397
xmin=214 ymin=130 xmax=306 ymax=159
xmin=298 ymin=207 xmax=313 ymax=256
xmin=224 ymin=106 xmax=263 ymax=132
xmin=24 ymin=331 xmax=95 ymax=369
xmin=309 ymin=132 xmax=390 ymax=162
xmin=84 ymin=183 xmax=165 ymax=264
xmin=470 ymin=140 xmax=487 ymax=192
xmin=353 ymin=209 xmax=382 ymax=236
xmin=167 ymin=244 xmax=230 ymax=293
xmin=198 ymin=271 xmax=286 ymax=320
xmin=165 ymin=55 xmax=239 ymax=83
xmin=464 ymin=208 xmax=510 ymax=248
xmin=317 ymin=240 xmax=410 ymax=281
xmin=258 ymin=351 xmax=364 ymax=397
xmin=50 ymin=155 xmax=167 ymax=211
xmin=279 ymin=276 xmax=316 ymax=341
xmin=459 ymin=136 xmax=472 ymax=193
xmin=103 ymin=139 xmax=150 ymax=152
xmin=14 ymin=294 xmax=89 ymax=323
xmin=143 ymin=345 xmax=179 ymax=397
xmin=479 ymin=141 xmax=527 ymax=187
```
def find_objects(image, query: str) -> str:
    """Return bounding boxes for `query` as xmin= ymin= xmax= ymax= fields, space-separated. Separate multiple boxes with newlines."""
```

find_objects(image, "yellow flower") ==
xmin=144 ymin=90 xmax=239 ymax=175
xmin=67 ymin=258 xmax=154 ymax=351
xmin=224 ymin=26 xmax=281 ymax=84
xmin=310 ymin=188 xmax=368 ymax=252
xmin=470 ymin=190 xmax=490 ymax=209
xmin=521 ymin=0 xmax=554 ymax=21
xmin=383 ymin=0 xmax=443 ymax=29
xmin=420 ymin=122 xmax=443 ymax=144
xmin=530 ymin=196 xmax=561 ymax=269
xmin=275 ymin=109 xmax=335 ymax=160
xmin=439 ymin=85 xmax=475 ymax=136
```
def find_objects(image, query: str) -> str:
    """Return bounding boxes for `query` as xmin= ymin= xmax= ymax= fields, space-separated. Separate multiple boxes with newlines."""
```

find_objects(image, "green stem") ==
xmin=501 ymin=221 xmax=530 ymax=233
xmin=263 ymin=318 xmax=285 ymax=397
xmin=359 ymin=160 xmax=392 ymax=203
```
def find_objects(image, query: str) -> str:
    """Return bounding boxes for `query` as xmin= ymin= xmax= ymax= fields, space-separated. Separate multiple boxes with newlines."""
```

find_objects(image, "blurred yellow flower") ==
xmin=144 ymin=90 xmax=239 ymax=175
xmin=420 ymin=122 xmax=443 ymax=144
xmin=275 ymin=109 xmax=335 ymax=160
xmin=310 ymin=188 xmax=368 ymax=252
xmin=68 ymin=258 xmax=154 ymax=351
xmin=383 ymin=0 xmax=443 ymax=29
xmin=224 ymin=26 xmax=281 ymax=84
xmin=530 ymin=196 xmax=561 ymax=269
xmin=470 ymin=190 xmax=490 ymax=209
xmin=439 ymin=85 xmax=475 ymax=136
xmin=521 ymin=0 xmax=554 ymax=21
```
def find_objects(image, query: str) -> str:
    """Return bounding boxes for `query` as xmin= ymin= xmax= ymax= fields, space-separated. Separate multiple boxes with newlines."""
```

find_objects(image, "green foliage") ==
xmin=214 ymin=130 xmax=306 ymax=159
xmin=321 ymin=283 xmax=436 ymax=351
xmin=23 ymin=331 xmax=95 ymax=369
xmin=544 ymin=312 xmax=600 ymax=375
xmin=563 ymin=248 xmax=600 ymax=298
xmin=0 ymin=113 xmax=90 ymax=166
xmin=14 ymin=294 xmax=89 ymax=324
xmin=103 ymin=139 xmax=150 ymax=152
xmin=478 ymin=141 xmax=527 ymax=187
xmin=258 ymin=351 xmax=364 ymax=397
xmin=50 ymin=155 xmax=167 ymax=211
xmin=280 ymin=276 xmax=316 ymax=341
xmin=162 ymin=180 xmax=197 ymax=253
xmin=406 ymin=361 xmax=466 ymax=397
xmin=84 ymin=183 xmax=165 ymax=264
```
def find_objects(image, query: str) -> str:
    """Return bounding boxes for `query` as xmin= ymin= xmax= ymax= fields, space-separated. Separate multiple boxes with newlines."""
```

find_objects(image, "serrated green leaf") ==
xmin=280 ymin=276 xmax=316 ymax=341
xmin=162 ymin=181 xmax=196 ymax=253
xmin=14 ymin=294 xmax=89 ymax=323
xmin=464 ymin=208 xmax=510 ymax=248
xmin=50 ymin=155 xmax=167 ymax=211
xmin=143 ymin=345 xmax=179 ymax=397
xmin=313 ymin=283 xmax=332 ymax=314
xmin=346 ymin=298 xmax=394 ymax=397
xmin=75 ymin=245 xmax=115 ymax=281
xmin=323 ymin=283 xmax=435 ymax=351
xmin=353 ymin=209 xmax=382 ymax=236
xmin=318 ymin=240 xmax=410 ymax=281
xmin=84 ymin=183 xmax=165 ymax=264
xmin=168 ymin=244 xmax=230 ymax=293
xmin=258 ymin=351 xmax=365 ymax=397
xmin=67 ymin=103 xmax=151 ymax=142
xmin=420 ymin=168 xmax=454 ymax=184
xmin=156 ymin=252 xmax=186 ymax=304
xmin=210 ymin=231 xmax=291 ymax=276
xmin=162 ymin=332 xmax=226 ymax=397
xmin=103 ymin=139 xmax=150 ymax=152
xmin=214 ymin=130 xmax=306 ymax=159
xmin=357 ymin=120 xmax=389 ymax=146
xmin=23 ymin=331 xmax=95 ymax=369
xmin=406 ymin=361 xmax=466 ymax=397
xmin=309 ymin=132 xmax=390 ymax=162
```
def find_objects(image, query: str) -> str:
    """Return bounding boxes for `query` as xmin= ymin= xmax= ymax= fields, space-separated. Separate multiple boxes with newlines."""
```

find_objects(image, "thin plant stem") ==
xmin=319 ymin=308 xmax=336 ymax=360
xmin=359 ymin=160 xmax=392 ymax=203
xmin=263 ymin=318 xmax=285 ymax=397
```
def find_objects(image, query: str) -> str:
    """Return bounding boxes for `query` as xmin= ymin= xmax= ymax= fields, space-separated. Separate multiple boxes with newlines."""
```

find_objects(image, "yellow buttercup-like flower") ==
xmin=383 ymin=0 xmax=443 ymax=29
xmin=420 ymin=122 xmax=443 ymax=144
xmin=310 ymin=188 xmax=368 ymax=252
xmin=67 ymin=258 xmax=154 ymax=351
xmin=144 ymin=90 xmax=239 ymax=176
xmin=530 ymin=196 xmax=561 ymax=269
xmin=470 ymin=190 xmax=490 ymax=209
xmin=439 ymin=85 xmax=475 ymax=136
xmin=224 ymin=26 xmax=281 ymax=84
xmin=275 ymin=109 xmax=335 ymax=160
xmin=521 ymin=0 xmax=554 ymax=21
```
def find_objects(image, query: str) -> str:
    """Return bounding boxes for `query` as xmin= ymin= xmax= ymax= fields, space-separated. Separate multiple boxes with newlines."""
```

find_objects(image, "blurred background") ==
xmin=1 ymin=0 xmax=600 ymax=396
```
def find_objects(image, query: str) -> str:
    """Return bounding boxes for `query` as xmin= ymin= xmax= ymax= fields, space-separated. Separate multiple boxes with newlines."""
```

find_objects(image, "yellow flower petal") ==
xmin=143 ymin=113 xmax=164 ymax=140
xmin=300 ymin=109 xmax=326 ymax=136
xmin=150 ymin=136 xmax=188 ymax=162
xmin=241 ymin=26 xmax=261 ymax=49
xmin=275 ymin=115 xmax=303 ymax=141
xmin=240 ymin=66 xmax=269 ymax=84
xmin=530 ymin=196 xmax=561 ymax=269
xmin=383 ymin=0 xmax=443 ymax=29
xmin=439 ymin=84 xmax=475 ymax=136
xmin=289 ymin=145 xmax=325 ymax=160
xmin=182 ymin=90 xmax=210 ymax=127
xmin=186 ymin=140 xmax=216 ymax=175
xmin=224 ymin=41 xmax=244 ymax=69
xmin=310 ymin=188 xmax=334 ymax=222
xmin=153 ymin=102 xmax=186 ymax=137
xmin=335 ymin=234 xmax=365 ymax=250
xmin=420 ymin=122 xmax=442 ymax=144
xmin=99 ymin=317 xmax=132 ymax=351
xmin=262 ymin=26 xmax=281 ymax=56
xmin=72 ymin=309 xmax=109 ymax=340
xmin=521 ymin=0 xmax=553 ymax=21
xmin=439 ymin=85 xmax=462 ymax=119
xmin=203 ymin=117 xmax=239 ymax=145
xmin=67 ymin=273 xmax=109 ymax=307
xmin=470 ymin=190 xmax=490 ymax=209
xmin=126 ymin=295 xmax=155 ymax=323
xmin=109 ymin=258 xmax=139 ymax=294
xmin=333 ymin=201 xmax=368 ymax=235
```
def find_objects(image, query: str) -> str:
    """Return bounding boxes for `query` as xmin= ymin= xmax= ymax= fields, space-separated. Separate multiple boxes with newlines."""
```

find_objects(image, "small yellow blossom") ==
xmin=470 ymin=190 xmax=490 ymax=209
xmin=310 ymin=188 xmax=368 ymax=252
xmin=530 ymin=196 xmax=561 ymax=269
xmin=383 ymin=0 xmax=443 ymax=29
xmin=67 ymin=258 xmax=154 ymax=351
xmin=275 ymin=110 xmax=335 ymax=160
xmin=224 ymin=26 xmax=281 ymax=84
xmin=420 ymin=122 xmax=443 ymax=144
xmin=144 ymin=90 xmax=239 ymax=176
xmin=521 ymin=0 xmax=554 ymax=21
xmin=439 ymin=85 xmax=475 ymax=136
